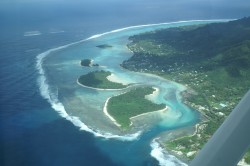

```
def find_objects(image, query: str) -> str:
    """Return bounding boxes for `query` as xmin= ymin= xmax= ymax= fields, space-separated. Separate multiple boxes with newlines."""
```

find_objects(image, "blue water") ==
xmin=1 ymin=1 xmax=250 ymax=166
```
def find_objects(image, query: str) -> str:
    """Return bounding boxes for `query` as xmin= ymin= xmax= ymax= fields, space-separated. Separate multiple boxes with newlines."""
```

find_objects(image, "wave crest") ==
xmin=150 ymin=139 xmax=188 ymax=166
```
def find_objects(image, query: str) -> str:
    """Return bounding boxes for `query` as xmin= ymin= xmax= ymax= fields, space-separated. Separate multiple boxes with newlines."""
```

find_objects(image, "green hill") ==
xmin=124 ymin=17 xmax=250 ymax=77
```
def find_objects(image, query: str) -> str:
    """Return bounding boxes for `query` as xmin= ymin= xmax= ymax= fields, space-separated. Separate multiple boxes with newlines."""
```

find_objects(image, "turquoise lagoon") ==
xmin=37 ymin=20 xmax=227 ymax=165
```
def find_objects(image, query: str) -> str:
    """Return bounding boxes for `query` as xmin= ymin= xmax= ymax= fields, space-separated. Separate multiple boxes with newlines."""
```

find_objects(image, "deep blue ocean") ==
xmin=1 ymin=1 xmax=250 ymax=166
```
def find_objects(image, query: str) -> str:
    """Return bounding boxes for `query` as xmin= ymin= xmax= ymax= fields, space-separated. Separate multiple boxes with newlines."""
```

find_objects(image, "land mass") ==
xmin=78 ymin=70 xmax=127 ymax=89
xmin=107 ymin=87 xmax=166 ymax=129
xmin=122 ymin=17 xmax=250 ymax=163
xmin=77 ymin=70 xmax=167 ymax=129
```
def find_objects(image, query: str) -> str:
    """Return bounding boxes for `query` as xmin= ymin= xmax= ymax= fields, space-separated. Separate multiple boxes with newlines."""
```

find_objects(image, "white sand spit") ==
xmin=106 ymin=73 xmax=129 ymax=85
xmin=103 ymin=97 xmax=121 ymax=127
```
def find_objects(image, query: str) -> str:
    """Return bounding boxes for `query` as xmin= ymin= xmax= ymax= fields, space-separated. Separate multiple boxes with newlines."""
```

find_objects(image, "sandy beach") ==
xmin=130 ymin=106 xmax=168 ymax=120
xmin=145 ymin=87 xmax=160 ymax=101
xmin=103 ymin=97 xmax=121 ymax=127
xmin=101 ymin=85 xmax=167 ymax=127
xmin=106 ymin=73 xmax=129 ymax=85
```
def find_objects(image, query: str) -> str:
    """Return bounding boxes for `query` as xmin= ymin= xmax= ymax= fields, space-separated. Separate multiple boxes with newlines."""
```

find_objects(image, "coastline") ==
xmin=102 ymin=86 xmax=168 ymax=128
xmin=145 ymin=87 xmax=160 ymax=101
xmin=122 ymin=47 xmax=188 ymax=93
xmin=130 ymin=106 xmax=168 ymax=120
xmin=36 ymin=19 xmax=241 ymax=165
xmin=103 ymin=97 xmax=122 ymax=127
xmin=106 ymin=73 xmax=130 ymax=86
xmin=76 ymin=79 xmax=130 ymax=91
xmin=79 ymin=59 xmax=94 ymax=67
xmin=156 ymin=138 xmax=190 ymax=165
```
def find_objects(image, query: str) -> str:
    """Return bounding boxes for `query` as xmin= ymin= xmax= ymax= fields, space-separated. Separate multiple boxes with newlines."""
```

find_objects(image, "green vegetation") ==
xmin=107 ymin=87 xmax=166 ymax=129
xmin=96 ymin=44 xmax=113 ymax=48
xmin=80 ymin=59 xmax=92 ymax=67
xmin=80 ymin=59 xmax=99 ymax=67
xmin=78 ymin=70 xmax=127 ymax=89
xmin=122 ymin=17 xmax=250 ymax=162
xmin=246 ymin=150 xmax=250 ymax=163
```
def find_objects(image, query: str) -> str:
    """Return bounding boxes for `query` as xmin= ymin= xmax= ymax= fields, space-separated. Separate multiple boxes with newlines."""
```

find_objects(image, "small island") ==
xmin=77 ymin=70 xmax=127 ymax=89
xmin=80 ymin=59 xmax=99 ymax=67
xmin=80 ymin=59 xmax=92 ymax=67
xmin=96 ymin=44 xmax=113 ymax=49
xmin=106 ymin=87 xmax=166 ymax=129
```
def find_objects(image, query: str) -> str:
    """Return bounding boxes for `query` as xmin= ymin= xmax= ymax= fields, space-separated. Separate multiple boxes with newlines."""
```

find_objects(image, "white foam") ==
xmin=24 ymin=31 xmax=42 ymax=37
xmin=49 ymin=30 xmax=65 ymax=34
xmin=150 ymin=139 xmax=188 ymax=166
xmin=85 ymin=19 xmax=232 ymax=40
xmin=36 ymin=19 xmax=232 ymax=141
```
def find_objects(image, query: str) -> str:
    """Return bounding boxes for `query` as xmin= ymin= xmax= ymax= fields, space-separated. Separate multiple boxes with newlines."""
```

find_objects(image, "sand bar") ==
xmin=106 ymin=73 xmax=129 ymax=85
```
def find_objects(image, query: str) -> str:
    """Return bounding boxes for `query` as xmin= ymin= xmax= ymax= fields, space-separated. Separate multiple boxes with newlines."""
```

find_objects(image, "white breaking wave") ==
xmin=49 ymin=30 xmax=65 ymax=34
xmin=85 ymin=19 xmax=232 ymax=40
xmin=24 ymin=31 xmax=42 ymax=37
xmin=150 ymin=139 xmax=188 ymax=166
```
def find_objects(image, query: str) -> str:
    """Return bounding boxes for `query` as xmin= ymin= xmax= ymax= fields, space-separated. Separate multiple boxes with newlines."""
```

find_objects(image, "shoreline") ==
xmin=76 ymin=79 xmax=130 ymax=91
xmin=145 ymin=87 xmax=160 ymax=101
xmin=79 ymin=59 xmax=93 ymax=67
xmin=103 ymin=97 xmax=122 ymax=127
xmin=102 ymin=86 xmax=168 ymax=128
xmin=129 ymin=106 xmax=168 ymax=127
xmin=106 ymin=73 xmax=129 ymax=86
xmin=130 ymin=106 xmax=168 ymax=120
xmin=156 ymin=138 xmax=190 ymax=165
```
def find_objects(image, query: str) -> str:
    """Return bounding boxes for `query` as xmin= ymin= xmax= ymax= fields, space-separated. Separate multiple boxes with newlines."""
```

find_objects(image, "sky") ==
xmin=1 ymin=0 xmax=250 ymax=39
xmin=1 ymin=0 xmax=250 ymax=18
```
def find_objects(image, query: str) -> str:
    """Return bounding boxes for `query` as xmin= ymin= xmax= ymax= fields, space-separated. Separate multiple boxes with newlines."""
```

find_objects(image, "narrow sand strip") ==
xmin=130 ymin=106 xmax=168 ymax=120
xmin=103 ymin=97 xmax=121 ymax=127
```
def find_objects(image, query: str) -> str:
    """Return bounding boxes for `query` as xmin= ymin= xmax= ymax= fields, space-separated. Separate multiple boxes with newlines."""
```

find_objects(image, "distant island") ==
xmin=106 ymin=87 xmax=166 ymax=129
xmin=77 ymin=70 xmax=128 ymax=90
xmin=96 ymin=44 xmax=113 ymax=49
xmin=122 ymin=17 xmax=250 ymax=163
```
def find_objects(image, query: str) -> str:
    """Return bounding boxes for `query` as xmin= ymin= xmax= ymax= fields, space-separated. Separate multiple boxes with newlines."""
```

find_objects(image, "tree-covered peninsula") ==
xmin=78 ymin=70 xmax=127 ymax=89
xmin=122 ymin=17 xmax=250 ymax=162
xmin=107 ymin=87 xmax=166 ymax=129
